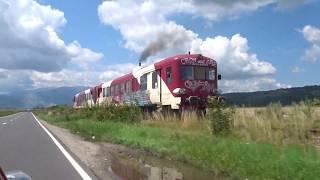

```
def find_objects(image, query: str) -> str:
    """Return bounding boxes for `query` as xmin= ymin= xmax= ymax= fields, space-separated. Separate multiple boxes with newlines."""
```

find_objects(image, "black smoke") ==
xmin=139 ymin=30 xmax=194 ymax=64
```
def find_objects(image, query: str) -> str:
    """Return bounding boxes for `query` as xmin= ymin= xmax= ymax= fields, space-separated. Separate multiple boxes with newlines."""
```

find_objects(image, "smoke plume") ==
xmin=139 ymin=29 xmax=195 ymax=63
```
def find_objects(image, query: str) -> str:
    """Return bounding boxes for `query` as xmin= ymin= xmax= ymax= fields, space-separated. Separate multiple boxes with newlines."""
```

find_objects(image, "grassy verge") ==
xmin=0 ymin=110 xmax=18 ymax=117
xmin=35 ymin=105 xmax=320 ymax=180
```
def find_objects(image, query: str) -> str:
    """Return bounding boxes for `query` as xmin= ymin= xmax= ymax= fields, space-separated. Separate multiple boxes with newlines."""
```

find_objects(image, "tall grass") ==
xmin=141 ymin=101 xmax=320 ymax=145
xmin=234 ymin=102 xmax=319 ymax=145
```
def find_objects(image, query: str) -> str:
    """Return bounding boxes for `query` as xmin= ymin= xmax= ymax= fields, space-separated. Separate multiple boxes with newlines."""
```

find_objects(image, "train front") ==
xmin=174 ymin=54 xmax=220 ymax=110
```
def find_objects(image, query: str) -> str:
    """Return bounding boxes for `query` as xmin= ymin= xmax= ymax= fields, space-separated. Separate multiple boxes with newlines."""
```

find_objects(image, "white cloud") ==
xmin=98 ymin=0 xmax=283 ymax=92
xmin=301 ymin=25 xmax=320 ymax=62
xmin=302 ymin=25 xmax=320 ymax=44
xmin=30 ymin=63 xmax=138 ymax=89
xmin=221 ymin=78 xmax=291 ymax=93
xmin=291 ymin=66 xmax=304 ymax=73
xmin=31 ymin=70 xmax=100 ymax=88
xmin=0 ymin=69 xmax=33 ymax=92
xmin=276 ymin=0 xmax=312 ymax=9
xmin=0 ymin=0 xmax=103 ymax=72
xmin=0 ymin=0 xmax=105 ymax=93
xmin=184 ymin=0 xmax=274 ymax=21
xmin=66 ymin=41 xmax=104 ymax=69
xmin=191 ymin=34 xmax=276 ymax=79
xmin=99 ymin=63 xmax=138 ymax=81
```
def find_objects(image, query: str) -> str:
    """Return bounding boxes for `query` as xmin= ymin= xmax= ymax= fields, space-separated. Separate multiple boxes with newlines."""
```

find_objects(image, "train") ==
xmin=73 ymin=54 xmax=222 ymax=112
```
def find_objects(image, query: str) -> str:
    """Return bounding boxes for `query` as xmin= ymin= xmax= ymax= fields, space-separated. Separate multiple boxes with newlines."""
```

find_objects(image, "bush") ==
xmin=91 ymin=104 xmax=142 ymax=123
xmin=207 ymin=97 xmax=234 ymax=135
xmin=312 ymin=98 xmax=320 ymax=106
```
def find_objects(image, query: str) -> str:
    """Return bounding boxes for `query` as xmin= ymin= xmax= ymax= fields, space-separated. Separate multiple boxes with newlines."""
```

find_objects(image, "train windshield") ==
xmin=194 ymin=66 xmax=206 ymax=80
xmin=181 ymin=66 xmax=216 ymax=80
xmin=181 ymin=66 xmax=193 ymax=80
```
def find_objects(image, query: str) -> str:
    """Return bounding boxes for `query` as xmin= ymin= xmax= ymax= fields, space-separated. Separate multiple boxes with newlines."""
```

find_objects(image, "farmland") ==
xmin=0 ymin=110 xmax=19 ymax=117
xmin=35 ymin=101 xmax=320 ymax=179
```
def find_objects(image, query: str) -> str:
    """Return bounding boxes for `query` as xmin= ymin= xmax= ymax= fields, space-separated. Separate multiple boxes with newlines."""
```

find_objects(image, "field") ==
xmin=0 ymin=110 xmax=19 ymax=117
xmin=34 ymin=102 xmax=320 ymax=179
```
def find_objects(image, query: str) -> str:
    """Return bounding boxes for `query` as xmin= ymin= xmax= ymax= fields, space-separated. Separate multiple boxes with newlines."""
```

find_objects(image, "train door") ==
xmin=148 ymin=70 xmax=161 ymax=104
xmin=160 ymin=66 xmax=173 ymax=106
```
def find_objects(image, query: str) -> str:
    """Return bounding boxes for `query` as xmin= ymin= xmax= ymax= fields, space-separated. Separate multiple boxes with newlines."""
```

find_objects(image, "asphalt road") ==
xmin=0 ymin=112 xmax=92 ymax=180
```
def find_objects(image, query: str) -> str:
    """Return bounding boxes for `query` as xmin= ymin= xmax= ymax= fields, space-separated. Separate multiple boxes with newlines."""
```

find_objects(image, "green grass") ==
xmin=35 ymin=105 xmax=320 ymax=180
xmin=0 ymin=110 xmax=18 ymax=117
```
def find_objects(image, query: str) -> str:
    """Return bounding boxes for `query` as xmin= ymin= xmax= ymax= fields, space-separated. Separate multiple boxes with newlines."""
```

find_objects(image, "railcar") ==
xmin=73 ymin=54 xmax=222 ymax=111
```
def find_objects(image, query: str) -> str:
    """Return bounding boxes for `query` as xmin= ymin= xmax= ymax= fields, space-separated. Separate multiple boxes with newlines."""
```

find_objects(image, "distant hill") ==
xmin=223 ymin=85 xmax=320 ymax=107
xmin=1 ymin=85 xmax=319 ymax=109
xmin=0 ymin=86 xmax=88 ymax=109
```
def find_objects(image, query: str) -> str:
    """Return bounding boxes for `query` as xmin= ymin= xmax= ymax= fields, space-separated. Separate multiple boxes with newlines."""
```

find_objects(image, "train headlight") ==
xmin=173 ymin=88 xmax=187 ymax=95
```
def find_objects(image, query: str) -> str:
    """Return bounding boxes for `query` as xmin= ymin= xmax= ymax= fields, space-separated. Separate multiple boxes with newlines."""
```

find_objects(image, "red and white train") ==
xmin=73 ymin=54 xmax=221 ymax=111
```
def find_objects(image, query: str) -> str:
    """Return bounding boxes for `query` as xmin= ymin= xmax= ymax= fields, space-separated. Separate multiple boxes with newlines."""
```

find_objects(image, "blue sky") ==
xmin=44 ymin=0 xmax=319 ymax=87
xmin=41 ymin=0 xmax=137 ymax=64
xmin=0 ymin=0 xmax=319 ymax=93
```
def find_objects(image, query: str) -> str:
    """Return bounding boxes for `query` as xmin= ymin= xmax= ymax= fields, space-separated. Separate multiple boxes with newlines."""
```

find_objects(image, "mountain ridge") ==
xmin=1 ymin=85 xmax=320 ymax=109
xmin=223 ymin=85 xmax=320 ymax=106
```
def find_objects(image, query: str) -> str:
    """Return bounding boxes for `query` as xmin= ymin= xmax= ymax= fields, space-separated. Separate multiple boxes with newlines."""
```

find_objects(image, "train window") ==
xmin=194 ymin=66 xmax=206 ymax=80
xmin=152 ymin=72 xmax=157 ymax=89
xmin=120 ymin=83 xmax=125 ymax=94
xmin=180 ymin=66 xmax=193 ymax=80
xmin=110 ymin=86 xmax=114 ymax=96
xmin=126 ymin=80 xmax=131 ymax=92
xmin=207 ymin=68 xmax=215 ymax=80
xmin=140 ymin=74 xmax=147 ymax=90
xmin=107 ymin=87 xmax=110 ymax=97
xmin=166 ymin=67 xmax=172 ymax=84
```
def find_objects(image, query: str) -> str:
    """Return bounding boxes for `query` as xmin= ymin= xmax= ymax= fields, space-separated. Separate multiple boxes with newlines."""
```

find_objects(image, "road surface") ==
xmin=0 ymin=112 xmax=93 ymax=180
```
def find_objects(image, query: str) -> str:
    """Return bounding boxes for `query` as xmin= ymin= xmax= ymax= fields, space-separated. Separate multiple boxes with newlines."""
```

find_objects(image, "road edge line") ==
xmin=31 ymin=112 xmax=92 ymax=180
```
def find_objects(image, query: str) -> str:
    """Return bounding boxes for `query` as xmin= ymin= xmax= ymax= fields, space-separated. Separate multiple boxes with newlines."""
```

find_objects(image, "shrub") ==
xmin=80 ymin=104 xmax=142 ymax=123
xmin=207 ymin=97 xmax=235 ymax=135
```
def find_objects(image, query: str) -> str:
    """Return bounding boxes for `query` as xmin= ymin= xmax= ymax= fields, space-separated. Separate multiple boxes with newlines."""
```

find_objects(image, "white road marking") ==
xmin=2 ymin=122 xmax=7 ymax=125
xmin=31 ymin=113 xmax=92 ymax=180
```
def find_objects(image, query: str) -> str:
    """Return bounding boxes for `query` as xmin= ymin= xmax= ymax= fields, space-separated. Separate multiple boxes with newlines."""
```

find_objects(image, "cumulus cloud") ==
xmin=98 ymin=0 xmax=284 ymax=92
xmin=0 ymin=0 xmax=103 ymax=72
xmin=29 ymin=63 xmax=138 ymax=89
xmin=191 ymin=34 xmax=276 ymax=79
xmin=221 ymin=78 xmax=290 ymax=93
xmin=31 ymin=70 xmax=101 ymax=88
xmin=0 ymin=69 xmax=33 ymax=92
xmin=301 ymin=25 xmax=320 ymax=62
xmin=99 ymin=63 xmax=138 ymax=81
xmin=276 ymin=0 xmax=312 ymax=9
xmin=291 ymin=66 xmax=304 ymax=73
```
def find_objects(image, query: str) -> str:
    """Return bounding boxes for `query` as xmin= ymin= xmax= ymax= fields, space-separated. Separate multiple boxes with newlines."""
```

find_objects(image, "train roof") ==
xmin=102 ymin=81 xmax=112 ymax=88
xmin=84 ymin=89 xmax=90 ymax=94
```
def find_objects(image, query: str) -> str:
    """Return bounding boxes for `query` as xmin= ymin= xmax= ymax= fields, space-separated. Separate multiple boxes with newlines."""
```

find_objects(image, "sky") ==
xmin=0 ymin=0 xmax=319 ymax=93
